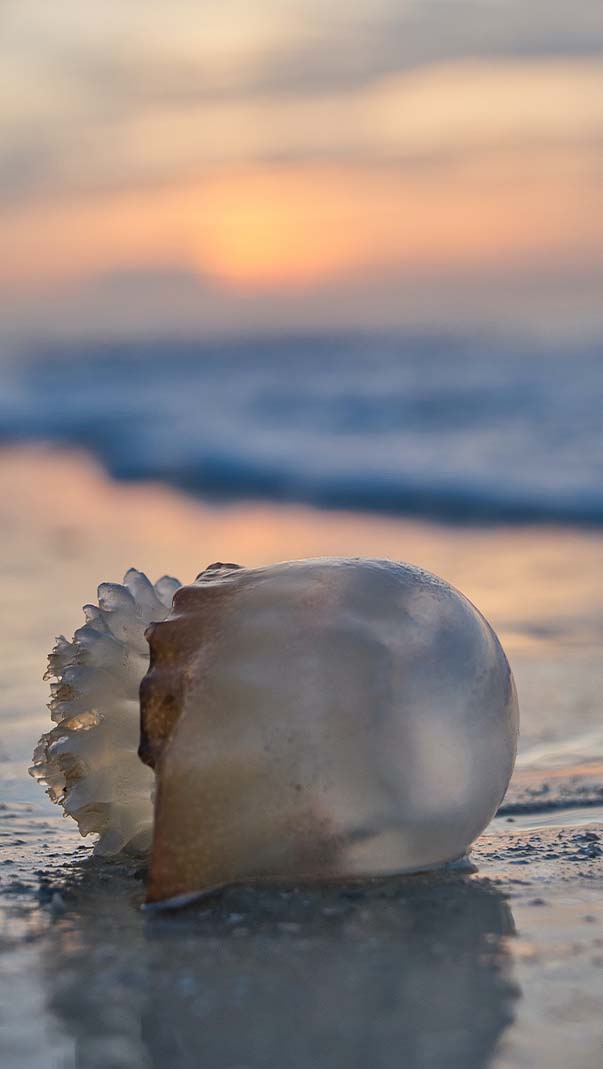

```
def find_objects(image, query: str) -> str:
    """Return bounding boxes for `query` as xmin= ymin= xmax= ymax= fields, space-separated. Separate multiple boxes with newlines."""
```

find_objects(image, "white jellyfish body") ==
xmin=32 ymin=558 xmax=518 ymax=905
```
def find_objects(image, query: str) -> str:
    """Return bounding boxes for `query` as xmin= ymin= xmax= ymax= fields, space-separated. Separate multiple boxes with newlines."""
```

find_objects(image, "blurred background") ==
xmin=0 ymin=1 xmax=602 ymax=528
xmin=2 ymin=1 xmax=603 ymax=336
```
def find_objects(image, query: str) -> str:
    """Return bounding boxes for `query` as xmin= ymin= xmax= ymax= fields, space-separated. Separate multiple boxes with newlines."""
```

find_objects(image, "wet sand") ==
xmin=1 ymin=446 xmax=602 ymax=1068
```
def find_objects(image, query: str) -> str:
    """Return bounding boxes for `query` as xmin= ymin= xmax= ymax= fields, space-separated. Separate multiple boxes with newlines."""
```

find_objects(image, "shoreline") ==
xmin=1 ymin=443 xmax=602 ymax=1067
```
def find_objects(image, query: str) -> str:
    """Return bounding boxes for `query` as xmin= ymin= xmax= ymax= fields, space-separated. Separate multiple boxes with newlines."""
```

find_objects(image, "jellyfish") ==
xmin=31 ymin=558 xmax=518 ymax=905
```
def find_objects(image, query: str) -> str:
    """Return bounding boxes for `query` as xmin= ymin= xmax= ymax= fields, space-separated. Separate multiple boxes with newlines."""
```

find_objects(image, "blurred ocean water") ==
xmin=1 ymin=332 xmax=602 ymax=524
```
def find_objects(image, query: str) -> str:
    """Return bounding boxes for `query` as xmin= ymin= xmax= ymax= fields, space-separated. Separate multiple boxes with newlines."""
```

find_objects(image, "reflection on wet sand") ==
xmin=40 ymin=859 xmax=518 ymax=1069
xmin=2 ymin=445 xmax=603 ymax=661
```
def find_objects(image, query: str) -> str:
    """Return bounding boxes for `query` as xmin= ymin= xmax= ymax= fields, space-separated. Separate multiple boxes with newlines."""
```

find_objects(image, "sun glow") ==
xmin=1 ymin=1 xmax=602 ymax=333
xmin=191 ymin=171 xmax=374 ymax=287
xmin=1 ymin=152 xmax=601 ymax=301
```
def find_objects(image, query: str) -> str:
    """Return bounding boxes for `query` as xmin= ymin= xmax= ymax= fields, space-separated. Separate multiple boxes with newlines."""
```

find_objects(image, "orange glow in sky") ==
xmin=1 ymin=4 xmax=602 ymax=335
xmin=2 ymin=155 xmax=601 ymax=297
xmin=194 ymin=172 xmax=366 ymax=287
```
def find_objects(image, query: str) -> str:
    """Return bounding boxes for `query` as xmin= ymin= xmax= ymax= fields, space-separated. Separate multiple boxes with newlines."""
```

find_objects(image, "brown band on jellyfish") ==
xmin=139 ymin=569 xmax=245 ymax=770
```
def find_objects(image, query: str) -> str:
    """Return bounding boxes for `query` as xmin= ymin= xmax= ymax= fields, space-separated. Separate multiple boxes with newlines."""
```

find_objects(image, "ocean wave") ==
xmin=2 ymin=332 xmax=602 ymax=524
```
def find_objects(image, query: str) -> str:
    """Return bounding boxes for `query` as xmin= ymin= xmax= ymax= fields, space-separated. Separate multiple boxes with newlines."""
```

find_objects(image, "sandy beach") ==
xmin=1 ymin=446 xmax=602 ymax=1068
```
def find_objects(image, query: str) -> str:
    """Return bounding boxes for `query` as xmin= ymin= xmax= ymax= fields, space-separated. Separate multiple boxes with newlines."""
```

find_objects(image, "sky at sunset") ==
xmin=1 ymin=1 xmax=602 ymax=339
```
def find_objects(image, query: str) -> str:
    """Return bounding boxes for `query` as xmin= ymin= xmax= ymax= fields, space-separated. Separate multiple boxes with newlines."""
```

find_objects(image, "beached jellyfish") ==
xmin=31 ymin=558 xmax=518 ymax=905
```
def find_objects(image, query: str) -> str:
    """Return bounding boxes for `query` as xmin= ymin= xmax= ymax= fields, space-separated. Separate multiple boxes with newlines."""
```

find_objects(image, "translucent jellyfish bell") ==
xmin=141 ymin=558 xmax=518 ymax=904
xmin=31 ymin=558 xmax=518 ymax=906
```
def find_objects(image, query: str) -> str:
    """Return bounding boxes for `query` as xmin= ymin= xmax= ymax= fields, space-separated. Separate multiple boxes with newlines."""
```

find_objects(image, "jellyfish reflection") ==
xmin=41 ymin=865 xmax=519 ymax=1069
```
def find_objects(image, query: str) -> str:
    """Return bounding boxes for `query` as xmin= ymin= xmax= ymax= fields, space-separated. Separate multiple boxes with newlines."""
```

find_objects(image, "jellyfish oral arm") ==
xmin=30 ymin=569 xmax=180 ymax=855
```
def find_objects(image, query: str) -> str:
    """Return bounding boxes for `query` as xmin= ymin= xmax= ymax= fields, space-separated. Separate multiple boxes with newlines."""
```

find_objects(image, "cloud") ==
xmin=1 ymin=1 xmax=603 ymax=207
xmin=1 ymin=1 xmax=602 ymax=339
xmin=2 ymin=56 xmax=603 ymax=214
xmin=5 ymin=2 xmax=603 ymax=104
xmin=3 ymin=250 xmax=603 ymax=344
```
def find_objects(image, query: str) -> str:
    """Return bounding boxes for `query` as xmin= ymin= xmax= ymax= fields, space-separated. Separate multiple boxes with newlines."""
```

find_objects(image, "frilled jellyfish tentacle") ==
xmin=29 ymin=569 xmax=181 ymax=855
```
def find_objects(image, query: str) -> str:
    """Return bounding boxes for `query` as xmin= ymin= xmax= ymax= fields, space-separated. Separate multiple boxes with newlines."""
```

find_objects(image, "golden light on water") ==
xmin=4 ymin=445 xmax=603 ymax=656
